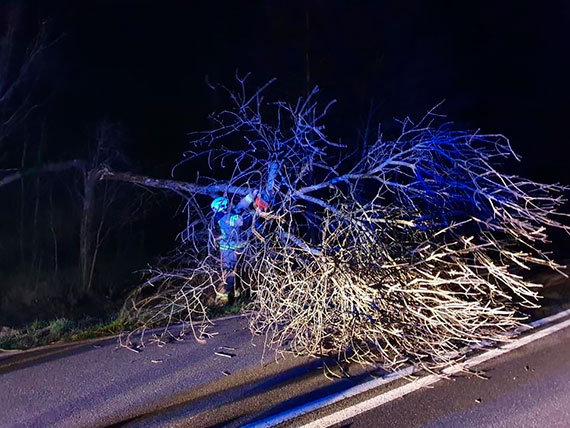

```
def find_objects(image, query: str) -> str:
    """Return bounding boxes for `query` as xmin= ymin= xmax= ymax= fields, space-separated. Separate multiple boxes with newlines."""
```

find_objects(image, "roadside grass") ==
xmin=0 ymin=298 xmax=251 ymax=352
xmin=207 ymin=298 xmax=250 ymax=318
xmin=0 ymin=316 xmax=134 ymax=351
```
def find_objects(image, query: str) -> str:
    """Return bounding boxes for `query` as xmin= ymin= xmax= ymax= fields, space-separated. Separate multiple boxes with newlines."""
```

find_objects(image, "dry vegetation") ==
xmin=121 ymin=76 xmax=569 ymax=371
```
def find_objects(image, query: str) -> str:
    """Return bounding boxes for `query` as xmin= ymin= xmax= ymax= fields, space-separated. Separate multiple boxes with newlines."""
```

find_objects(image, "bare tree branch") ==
xmin=98 ymin=169 xmax=249 ymax=197
xmin=0 ymin=159 xmax=85 ymax=187
xmin=121 ymin=77 xmax=569 ymax=372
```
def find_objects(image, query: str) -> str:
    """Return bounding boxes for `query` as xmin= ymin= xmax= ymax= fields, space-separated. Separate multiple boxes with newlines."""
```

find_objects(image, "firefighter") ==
xmin=211 ymin=190 xmax=268 ymax=305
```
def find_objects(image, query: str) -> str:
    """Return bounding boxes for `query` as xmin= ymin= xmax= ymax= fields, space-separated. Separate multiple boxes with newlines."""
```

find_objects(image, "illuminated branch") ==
xmin=98 ymin=169 xmax=249 ymax=197
xmin=122 ymin=75 xmax=569 ymax=372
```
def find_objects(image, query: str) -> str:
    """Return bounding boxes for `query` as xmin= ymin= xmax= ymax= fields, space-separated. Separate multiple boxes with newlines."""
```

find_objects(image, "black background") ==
xmin=1 ymin=0 xmax=569 ymax=324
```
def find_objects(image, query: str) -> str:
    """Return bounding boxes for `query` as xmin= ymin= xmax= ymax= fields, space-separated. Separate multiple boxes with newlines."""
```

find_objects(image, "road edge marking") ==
xmin=300 ymin=314 xmax=570 ymax=428
xmin=243 ymin=307 xmax=570 ymax=428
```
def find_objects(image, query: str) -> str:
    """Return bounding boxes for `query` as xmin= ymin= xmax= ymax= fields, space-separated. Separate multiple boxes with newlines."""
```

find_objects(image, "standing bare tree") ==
xmin=79 ymin=120 xmax=134 ymax=295
xmin=119 ymin=74 xmax=568 ymax=370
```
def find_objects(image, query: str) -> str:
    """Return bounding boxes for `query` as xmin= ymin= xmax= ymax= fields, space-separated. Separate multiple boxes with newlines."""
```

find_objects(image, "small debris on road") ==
xmin=125 ymin=346 xmax=141 ymax=354
xmin=525 ymin=365 xmax=530 ymax=371
xmin=475 ymin=398 xmax=482 ymax=403
xmin=92 ymin=344 xmax=102 ymax=349
xmin=222 ymin=370 xmax=231 ymax=376
xmin=151 ymin=359 xmax=163 ymax=364
xmin=214 ymin=351 xmax=235 ymax=358
xmin=219 ymin=346 xmax=236 ymax=351
xmin=474 ymin=372 xmax=489 ymax=380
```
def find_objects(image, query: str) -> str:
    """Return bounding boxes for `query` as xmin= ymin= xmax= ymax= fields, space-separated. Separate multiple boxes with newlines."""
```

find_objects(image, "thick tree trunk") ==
xmin=79 ymin=168 xmax=100 ymax=294
xmin=99 ymin=169 xmax=248 ymax=196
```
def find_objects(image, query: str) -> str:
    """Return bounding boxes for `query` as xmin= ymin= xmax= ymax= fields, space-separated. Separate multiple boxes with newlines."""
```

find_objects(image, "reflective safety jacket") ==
xmin=216 ymin=212 xmax=252 ymax=251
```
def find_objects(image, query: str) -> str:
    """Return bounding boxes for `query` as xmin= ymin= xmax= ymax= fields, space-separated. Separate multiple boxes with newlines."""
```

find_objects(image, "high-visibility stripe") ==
xmin=220 ymin=243 xmax=246 ymax=250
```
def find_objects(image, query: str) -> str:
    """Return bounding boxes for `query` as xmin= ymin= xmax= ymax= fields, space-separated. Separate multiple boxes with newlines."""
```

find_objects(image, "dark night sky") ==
xmin=2 ymin=0 xmax=570 ymax=322
xmin=20 ymin=0 xmax=570 ymax=182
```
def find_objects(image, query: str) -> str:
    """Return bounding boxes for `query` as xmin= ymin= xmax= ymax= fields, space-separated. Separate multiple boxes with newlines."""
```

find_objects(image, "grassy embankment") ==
xmin=0 ymin=300 xmax=246 ymax=352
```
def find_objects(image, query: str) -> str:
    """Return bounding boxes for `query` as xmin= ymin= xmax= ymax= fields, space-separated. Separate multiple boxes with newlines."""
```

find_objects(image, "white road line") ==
xmin=243 ymin=307 xmax=570 ymax=428
xmin=527 ymin=306 xmax=570 ymax=328
xmin=241 ymin=366 xmax=417 ymax=428
xmin=300 ymin=314 xmax=570 ymax=428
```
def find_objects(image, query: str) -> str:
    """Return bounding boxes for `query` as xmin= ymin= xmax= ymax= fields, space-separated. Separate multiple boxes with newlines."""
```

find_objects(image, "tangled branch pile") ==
xmin=123 ymin=75 xmax=569 ymax=370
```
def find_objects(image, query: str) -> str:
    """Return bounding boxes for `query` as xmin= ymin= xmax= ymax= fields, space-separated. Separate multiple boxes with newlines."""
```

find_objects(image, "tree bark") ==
xmin=98 ymin=169 xmax=249 ymax=196
xmin=79 ymin=168 xmax=100 ymax=294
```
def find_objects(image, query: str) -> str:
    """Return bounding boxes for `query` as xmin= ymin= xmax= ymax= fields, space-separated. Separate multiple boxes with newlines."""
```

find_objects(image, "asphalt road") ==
xmin=0 ymin=312 xmax=371 ymax=428
xmin=3 ymin=309 xmax=570 ymax=428
xmin=0 ymin=315 xmax=307 ymax=428
xmin=316 ymin=319 xmax=570 ymax=428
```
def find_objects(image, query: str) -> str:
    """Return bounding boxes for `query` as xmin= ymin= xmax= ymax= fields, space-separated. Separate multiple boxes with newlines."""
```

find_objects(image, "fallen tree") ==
xmin=121 ymin=75 xmax=569 ymax=371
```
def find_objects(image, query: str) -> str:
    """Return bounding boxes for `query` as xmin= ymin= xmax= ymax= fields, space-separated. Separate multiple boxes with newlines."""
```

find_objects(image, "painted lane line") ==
xmin=527 ymin=306 xmax=570 ymax=328
xmin=241 ymin=366 xmax=416 ymax=428
xmin=299 ymin=315 xmax=570 ymax=428
xmin=243 ymin=307 xmax=570 ymax=428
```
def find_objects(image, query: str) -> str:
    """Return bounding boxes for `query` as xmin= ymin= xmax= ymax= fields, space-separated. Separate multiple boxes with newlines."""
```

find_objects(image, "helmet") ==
xmin=211 ymin=196 xmax=229 ymax=212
